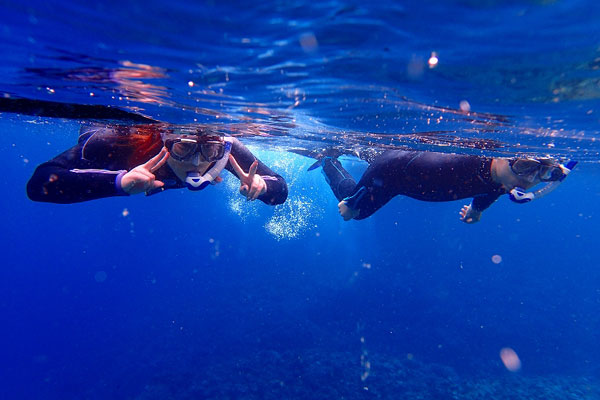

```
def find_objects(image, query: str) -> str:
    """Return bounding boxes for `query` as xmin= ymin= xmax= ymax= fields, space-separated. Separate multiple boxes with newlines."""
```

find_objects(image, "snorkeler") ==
xmin=27 ymin=124 xmax=288 ymax=205
xmin=296 ymin=148 xmax=575 ymax=223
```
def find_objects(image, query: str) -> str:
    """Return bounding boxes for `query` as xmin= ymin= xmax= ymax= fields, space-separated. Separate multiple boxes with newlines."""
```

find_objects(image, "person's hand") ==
xmin=459 ymin=204 xmax=482 ymax=224
xmin=120 ymin=147 xmax=169 ymax=195
xmin=228 ymin=154 xmax=267 ymax=200
xmin=338 ymin=200 xmax=360 ymax=221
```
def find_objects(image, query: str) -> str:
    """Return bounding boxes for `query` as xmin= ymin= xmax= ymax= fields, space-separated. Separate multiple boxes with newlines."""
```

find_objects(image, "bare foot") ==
xmin=338 ymin=200 xmax=360 ymax=221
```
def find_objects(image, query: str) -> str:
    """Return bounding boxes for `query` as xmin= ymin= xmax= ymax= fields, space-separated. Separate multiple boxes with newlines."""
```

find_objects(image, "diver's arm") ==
xmin=26 ymin=139 xmax=131 ymax=204
xmin=27 ymin=160 xmax=128 ymax=203
xmin=459 ymin=192 xmax=501 ymax=224
xmin=471 ymin=192 xmax=501 ymax=212
xmin=226 ymin=138 xmax=288 ymax=205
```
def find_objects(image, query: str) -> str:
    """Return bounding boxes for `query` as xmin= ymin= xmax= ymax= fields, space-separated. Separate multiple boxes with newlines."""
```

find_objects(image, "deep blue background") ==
xmin=1 ymin=0 xmax=600 ymax=399
xmin=2 ymin=116 xmax=599 ymax=398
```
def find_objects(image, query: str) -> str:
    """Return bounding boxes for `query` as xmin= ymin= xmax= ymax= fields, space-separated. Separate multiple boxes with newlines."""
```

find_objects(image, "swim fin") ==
xmin=0 ymin=94 xmax=158 ymax=123
xmin=288 ymin=147 xmax=347 ymax=171
xmin=307 ymin=159 xmax=323 ymax=171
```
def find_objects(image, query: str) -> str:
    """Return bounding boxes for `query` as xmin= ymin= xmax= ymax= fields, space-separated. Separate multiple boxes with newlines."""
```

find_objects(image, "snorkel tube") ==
xmin=184 ymin=138 xmax=232 ymax=191
xmin=509 ymin=160 xmax=577 ymax=204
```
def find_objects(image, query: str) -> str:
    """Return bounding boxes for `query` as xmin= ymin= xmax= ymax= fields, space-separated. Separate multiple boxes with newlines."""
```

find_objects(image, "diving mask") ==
xmin=509 ymin=158 xmax=565 ymax=182
xmin=165 ymin=135 xmax=225 ymax=163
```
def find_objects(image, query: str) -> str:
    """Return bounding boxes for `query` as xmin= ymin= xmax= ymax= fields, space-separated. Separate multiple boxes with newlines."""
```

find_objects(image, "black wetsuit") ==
xmin=322 ymin=150 xmax=505 ymax=220
xmin=27 ymin=126 xmax=288 ymax=205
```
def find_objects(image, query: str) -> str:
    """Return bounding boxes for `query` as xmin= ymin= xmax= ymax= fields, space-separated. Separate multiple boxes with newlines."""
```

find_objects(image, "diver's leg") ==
xmin=347 ymin=151 xmax=412 ymax=219
xmin=321 ymin=157 xmax=357 ymax=201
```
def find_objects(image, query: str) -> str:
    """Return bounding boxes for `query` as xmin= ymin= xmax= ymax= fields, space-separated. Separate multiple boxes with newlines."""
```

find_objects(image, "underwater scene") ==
xmin=1 ymin=0 xmax=600 ymax=399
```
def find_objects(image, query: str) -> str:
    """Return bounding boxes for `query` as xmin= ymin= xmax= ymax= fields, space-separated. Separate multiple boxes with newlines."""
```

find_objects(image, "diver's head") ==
xmin=161 ymin=128 xmax=232 ymax=191
xmin=492 ymin=156 xmax=568 ymax=192
xmin=508 ymin=157 xmax=566 ymax=185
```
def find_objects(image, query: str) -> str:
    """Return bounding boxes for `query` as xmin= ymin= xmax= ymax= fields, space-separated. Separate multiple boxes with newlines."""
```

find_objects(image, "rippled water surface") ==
xmin=2 ymin=0 xmax=600 ymax=159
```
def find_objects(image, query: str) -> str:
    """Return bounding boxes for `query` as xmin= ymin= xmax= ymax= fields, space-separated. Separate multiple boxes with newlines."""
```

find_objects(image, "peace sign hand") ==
xmin=228 ymin=154 xmax=267 ymax=201
xmin=120 ymin=147 xmax=170 ymax=195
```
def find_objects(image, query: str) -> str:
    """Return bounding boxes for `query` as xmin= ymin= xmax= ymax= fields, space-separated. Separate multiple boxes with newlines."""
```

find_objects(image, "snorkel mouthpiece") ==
xmin=509 ymin=187 xmax=534 ymax=204
xmin=509 ymin=160 xmax=577 ymax=203
xmin=185 ymin=172 xmax=211 ymax=191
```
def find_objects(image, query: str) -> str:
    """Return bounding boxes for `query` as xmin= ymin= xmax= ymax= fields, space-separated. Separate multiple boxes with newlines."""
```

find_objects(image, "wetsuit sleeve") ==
xmin=226 ymin=138 xmax=288 ymax=205
xmin=26 ymin=132 xmax=130 ymax=204
xmin=471 ymin=192 xmax=502 ymax=212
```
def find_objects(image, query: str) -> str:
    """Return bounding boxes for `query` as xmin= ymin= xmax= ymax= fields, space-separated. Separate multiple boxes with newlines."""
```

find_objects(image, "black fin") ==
xmin=0 ymin=95 xmax=158 ymax=123
xmin=307 ymin=159 xmax=323 ymax=171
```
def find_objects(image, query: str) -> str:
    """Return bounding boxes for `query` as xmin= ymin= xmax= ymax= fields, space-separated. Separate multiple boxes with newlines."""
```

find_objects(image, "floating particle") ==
xmin=361 ymin=369 xmax=370 ymax=381
xmin=500 ymin=347 xmax=521 ymax=372
xmin=121 ymin=208 xmax=129 ymax=217
xmin=428 ymin=52 xmax=439 ymax=68
xmin=491 ymin=254 xmax=502 ymax=264
xmin=94 ymin=271 xmax=107 ymax=283
xmin=188 ymin=81 xmax=194 ymax=87
xmin=299 ymin=32 xmax=318 ymax=53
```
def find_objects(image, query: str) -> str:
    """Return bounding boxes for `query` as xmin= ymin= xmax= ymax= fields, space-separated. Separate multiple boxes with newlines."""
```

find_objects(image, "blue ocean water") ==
xmin=1 ymin=0 xmax=600 ymax=399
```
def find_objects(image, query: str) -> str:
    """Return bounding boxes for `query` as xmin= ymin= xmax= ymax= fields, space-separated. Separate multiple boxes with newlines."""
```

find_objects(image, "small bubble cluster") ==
xmin=265 ymin=195 xmax=320 ymax=240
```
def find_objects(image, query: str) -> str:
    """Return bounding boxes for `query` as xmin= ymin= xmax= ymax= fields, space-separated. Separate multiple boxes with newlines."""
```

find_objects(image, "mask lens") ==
xmin=200 ymin=142 xmax=225 ymax=162
xmin=539 ymin=165 xmax=564 ymax=181
xmin=169 ymin=139 xmax=198 ymax=160
xmin=510 ymin=159 xmax=540 ymax=176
